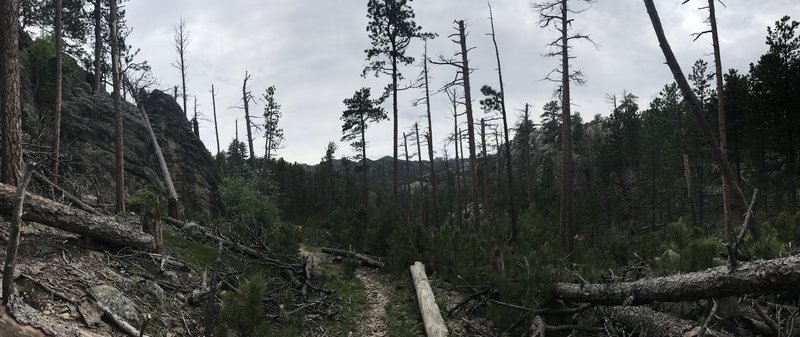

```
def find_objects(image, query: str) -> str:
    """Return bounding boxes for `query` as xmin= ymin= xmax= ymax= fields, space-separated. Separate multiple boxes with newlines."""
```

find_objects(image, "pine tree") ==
xmin=341 ymin=88 xmax=388 ymax=205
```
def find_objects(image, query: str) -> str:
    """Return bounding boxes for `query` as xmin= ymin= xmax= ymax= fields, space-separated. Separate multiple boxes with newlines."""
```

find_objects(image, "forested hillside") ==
xmin=0 ymin=0 xmax=799 ymax=336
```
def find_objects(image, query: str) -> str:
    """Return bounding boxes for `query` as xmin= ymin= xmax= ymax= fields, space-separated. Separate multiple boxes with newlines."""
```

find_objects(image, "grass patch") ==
xmin=385 ymin=273 xmax=424 ymax=337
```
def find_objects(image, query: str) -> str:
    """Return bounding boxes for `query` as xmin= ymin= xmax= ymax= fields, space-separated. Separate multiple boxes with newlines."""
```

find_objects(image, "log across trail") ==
xmin=555 ymin=255 xmax=800 ymax=305
xmin=410 ymin=261 xmax=447 ymax=337
xmin=602 ymin=305 xmax=731 ymax=337
xmin=321 ymin=247 xmax=385 ymax=269
xmin=0 ymin=182 xmax=154 ymax=251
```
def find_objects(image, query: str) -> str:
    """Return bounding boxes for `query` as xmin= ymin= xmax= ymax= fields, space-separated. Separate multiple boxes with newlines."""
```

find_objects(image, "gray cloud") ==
xmin=125 ymin=0 xmax=799 ymax=164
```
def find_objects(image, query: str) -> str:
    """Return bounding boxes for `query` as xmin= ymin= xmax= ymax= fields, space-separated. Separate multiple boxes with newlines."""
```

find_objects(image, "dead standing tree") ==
xmin=431 ymin=20 xmax=481 ymax=229
xmin=172 ymin=18 xmax=191 ymax=129
xmin=684 ymin=0 xmax=734 ymax=236
xmin=111 ymin=0 xmax=124 ymax=214
xmin=240 ymin=72 xmax=257 ymax=164
xmin=52 ymin=0 xmax=63 ymax=184
xmin=412 ymin=41 xmax=439 ymax=226
xmin=487 ymin=2 xmax=519 ymax=242
xmin=533 ymin=0 xmax=595 ymax=256
xmin=211 ymin=85 xmax=221 ymax=155
xmin=643 ymin=0 xmax=762 ymax=241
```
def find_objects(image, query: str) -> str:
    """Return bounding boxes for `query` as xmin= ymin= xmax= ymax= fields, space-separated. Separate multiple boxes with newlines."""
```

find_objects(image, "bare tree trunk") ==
xmin=559 ymin=0 xmax=575 ymax=256
xmin=211 ymin=84 xmax=220 ymax=154
xmin=409 ymin=262 xmax=447 ymax=337
xmin=708 ymin=0 xmax=733 ymax=237
xmin=480 ymin=118 xmax=489 ymax=207
xmin=456 ymin=20 xmax=481 ymax=229
xmin=488 ymin=3 xmax=519 ymax=242
xmin=415 ymin=123 xmax=424 ymax=222
xmin=643 ymin=0 xmax=761 ymax=240
xmin=110 ymin=0 xmax=124 ymax=214
xmin=242 ymin=72 xmax=256 ymax=163
xmin=423 ymin=44 xmax=438 ymax=226
xmin=92 ymin=0 xmax=102 ymax=94
xmin=1 ymin=0 xmax=22 ymax=186
xmin=2 ymin=163 xmax=37 ymax=304
xmin=52 ymin=0 xmax=63 ymax=184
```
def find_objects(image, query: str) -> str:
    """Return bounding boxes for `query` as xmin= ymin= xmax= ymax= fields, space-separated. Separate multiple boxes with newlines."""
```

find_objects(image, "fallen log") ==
xmin=2 ymin=297 xmax=101 ymax=337
xmin=410 ymin=261 xmax=447 ymax=337
xmin=602 ymin=306 xmax=730 ymax=337
xmin=555 ymin=256 xmax=800 ymax=305
xmin=321 ymin=247 xmax=384 ymax=269
xmin=164 ymin=217 xmax=266 ymax=260
xmin=0 ymin=182 xmax=155 ymax=251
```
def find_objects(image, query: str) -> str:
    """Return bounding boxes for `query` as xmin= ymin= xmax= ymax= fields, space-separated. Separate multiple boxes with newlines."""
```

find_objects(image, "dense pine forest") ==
xmin=0 ymin=0 xmax=799 ymax=336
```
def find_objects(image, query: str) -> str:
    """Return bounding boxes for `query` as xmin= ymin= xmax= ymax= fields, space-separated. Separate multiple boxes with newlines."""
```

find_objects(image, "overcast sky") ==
xmin=124 ymin=0 xmax=799 ymax=165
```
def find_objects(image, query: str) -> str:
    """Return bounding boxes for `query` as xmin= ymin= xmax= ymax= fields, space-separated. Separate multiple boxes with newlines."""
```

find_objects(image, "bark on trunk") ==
xmin=92 ymin=0 xmax=102 ymax=94
xmin=409 ymin=262 xmax=447 ymax=337
xmin=321 ymin=247 xmax=384 ymax=269
xmin=52 ymin=0 xmax=63 ymax=183
xmin=555 ymin=255 xmax=800 ymax=305
xmin=0 ymin=182 xmax=155 ymax=251
xmin=456 ymin=20 xmax=481 ymax=229
xmin=1 ymin=0 xmax=22 ymax=186
xmin=602 ymin=306 xmax=730 ymax=337
xmin=110 ymin=0 xmax=124 ymax=214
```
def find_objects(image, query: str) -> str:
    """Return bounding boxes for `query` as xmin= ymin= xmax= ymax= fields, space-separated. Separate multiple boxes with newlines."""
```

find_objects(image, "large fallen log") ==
xmin=0 ymin=182 xmax=154 ymax=251
xmin=32 ymin=172 xmax=99 ymax=215
xmin=410 ymin=261 xmax=447 ymax=337
xmin=602 ymin=306 xmax=730 ymax=337
xmin=555 ymin=256 xmax=800 ymax=305
xmin=321 ymin=247 xmax=384 ymax=269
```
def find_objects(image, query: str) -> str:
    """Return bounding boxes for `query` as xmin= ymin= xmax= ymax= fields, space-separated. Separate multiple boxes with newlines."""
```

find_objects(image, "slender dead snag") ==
xmin=241 ymin=72 xmax=256 ymax=164
xmin=211 ymin=85 xmax=220 ymax=155
xmin=92 ymin=0 xmax=102 ymax=94
xmin=2 ymin=162 xmax=39 ymax=305
xmin=643 ymin=0 xmax=761 ymax=240
xmin=421 ymin=43 xmax=439 ymax=226
xmin=488 ymin=1 xmax=519 ymax=242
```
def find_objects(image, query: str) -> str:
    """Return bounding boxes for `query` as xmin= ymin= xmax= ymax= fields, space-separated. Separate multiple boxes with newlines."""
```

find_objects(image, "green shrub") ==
xmin=216 ymin=274 xmax=272 ymax=337
xmin=126 ymin=189 xmax=159 ymax=214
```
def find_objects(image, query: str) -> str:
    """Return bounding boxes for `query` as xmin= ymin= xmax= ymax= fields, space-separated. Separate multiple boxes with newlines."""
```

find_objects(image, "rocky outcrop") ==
xmin=23 ymin=77 xmax=224 ymax=216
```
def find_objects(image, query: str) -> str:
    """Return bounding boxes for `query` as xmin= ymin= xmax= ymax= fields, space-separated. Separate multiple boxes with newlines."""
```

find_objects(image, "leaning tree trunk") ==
xmin=1 ymin=0 xmax=22 ymax=186
xmin=555 ymin=255 xmax=800 ymax=305
xmin=211 ymin=84 xmax=220 ymax=155
xmin=133 ymin=91 xmax=182 ymax=219
xmin=643 ymin=0 xmax=761 ymax=240
xmin=321 ymin=247 xmax=384 ymax=269
xmin=457 ymin=20 xmax=481 ymax=229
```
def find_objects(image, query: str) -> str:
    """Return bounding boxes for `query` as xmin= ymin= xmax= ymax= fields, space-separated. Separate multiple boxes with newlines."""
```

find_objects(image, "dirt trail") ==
xmin=351 ymin=267 xmax=389 ymax=337
xmin=300 ymin=247 xmax=390 ymax=337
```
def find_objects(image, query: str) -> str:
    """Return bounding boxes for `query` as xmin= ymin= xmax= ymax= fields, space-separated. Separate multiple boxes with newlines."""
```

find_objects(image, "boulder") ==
xmin=88 ymin=284 xmax=141 ymax=327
